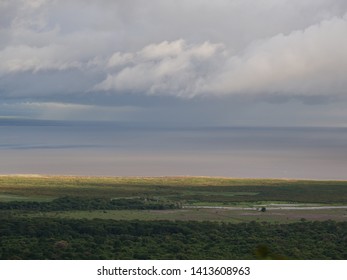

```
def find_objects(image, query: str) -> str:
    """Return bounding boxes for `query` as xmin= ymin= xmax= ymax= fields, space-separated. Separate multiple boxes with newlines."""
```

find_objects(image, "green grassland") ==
xmin=0 ymin=175 xmax=346 ymax=223
xmin=1 ymin=175 xmax=347 ymax=203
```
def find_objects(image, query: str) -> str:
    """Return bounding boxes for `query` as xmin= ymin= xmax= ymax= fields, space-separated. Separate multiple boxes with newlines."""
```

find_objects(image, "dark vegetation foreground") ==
xmin=0 ymin=176 xmax=346 ymax=259
xmin=0 ymin=218 xmax=346 ymax=260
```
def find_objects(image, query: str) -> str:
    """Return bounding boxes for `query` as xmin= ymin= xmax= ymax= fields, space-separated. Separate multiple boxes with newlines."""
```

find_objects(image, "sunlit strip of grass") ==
xmin=0 ymin=194 xmax=54 ymax=202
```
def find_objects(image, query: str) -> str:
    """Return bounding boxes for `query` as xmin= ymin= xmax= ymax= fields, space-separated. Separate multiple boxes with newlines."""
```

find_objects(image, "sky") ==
xmin=1 ymin=0 xmax=347 ymax=127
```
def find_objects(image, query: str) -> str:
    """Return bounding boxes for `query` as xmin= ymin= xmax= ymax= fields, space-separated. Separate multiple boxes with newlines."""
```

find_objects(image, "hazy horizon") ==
xmin=1 ymin=120 xmax=346 ymax=180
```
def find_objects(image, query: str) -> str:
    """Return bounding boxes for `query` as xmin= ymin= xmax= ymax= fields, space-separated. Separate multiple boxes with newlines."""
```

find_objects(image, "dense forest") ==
xmin=0 ymin=218 xmax=346 ymax=260
xmin=0 ymin=196 xmax=179 ymax=211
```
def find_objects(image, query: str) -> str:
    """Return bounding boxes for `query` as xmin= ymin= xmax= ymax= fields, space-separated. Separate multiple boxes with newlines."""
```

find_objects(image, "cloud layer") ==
xmin=1 ymin=0 xmax=347 ymax=124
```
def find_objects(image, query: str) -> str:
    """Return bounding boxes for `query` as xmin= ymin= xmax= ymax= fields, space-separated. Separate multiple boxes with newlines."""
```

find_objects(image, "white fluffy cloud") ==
xmin=208 ymin=14 xmax=347 ymax=98
xmin=95 ymin=40 xmax=226 ymax=97
xmin=94 ymin=14 xmax=347 ymax=98
xmin=0 ymin=44 xmax=82 ymax=73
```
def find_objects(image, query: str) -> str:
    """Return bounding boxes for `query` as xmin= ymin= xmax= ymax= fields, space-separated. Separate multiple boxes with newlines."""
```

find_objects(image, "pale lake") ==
xmin=1 ymin=119 xmax=346 ymax=179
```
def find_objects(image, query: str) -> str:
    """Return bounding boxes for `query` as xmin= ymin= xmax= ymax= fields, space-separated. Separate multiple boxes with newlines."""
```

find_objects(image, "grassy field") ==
xmin=1 ymin=175 xmax=346 ymax=223
xmin=19 ymin=208 xmax=346 ymax=223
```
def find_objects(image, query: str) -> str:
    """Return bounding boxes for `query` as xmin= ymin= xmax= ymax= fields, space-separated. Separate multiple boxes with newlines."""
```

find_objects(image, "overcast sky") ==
xmin=1 ymin=0 xmax=347 ymax=126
